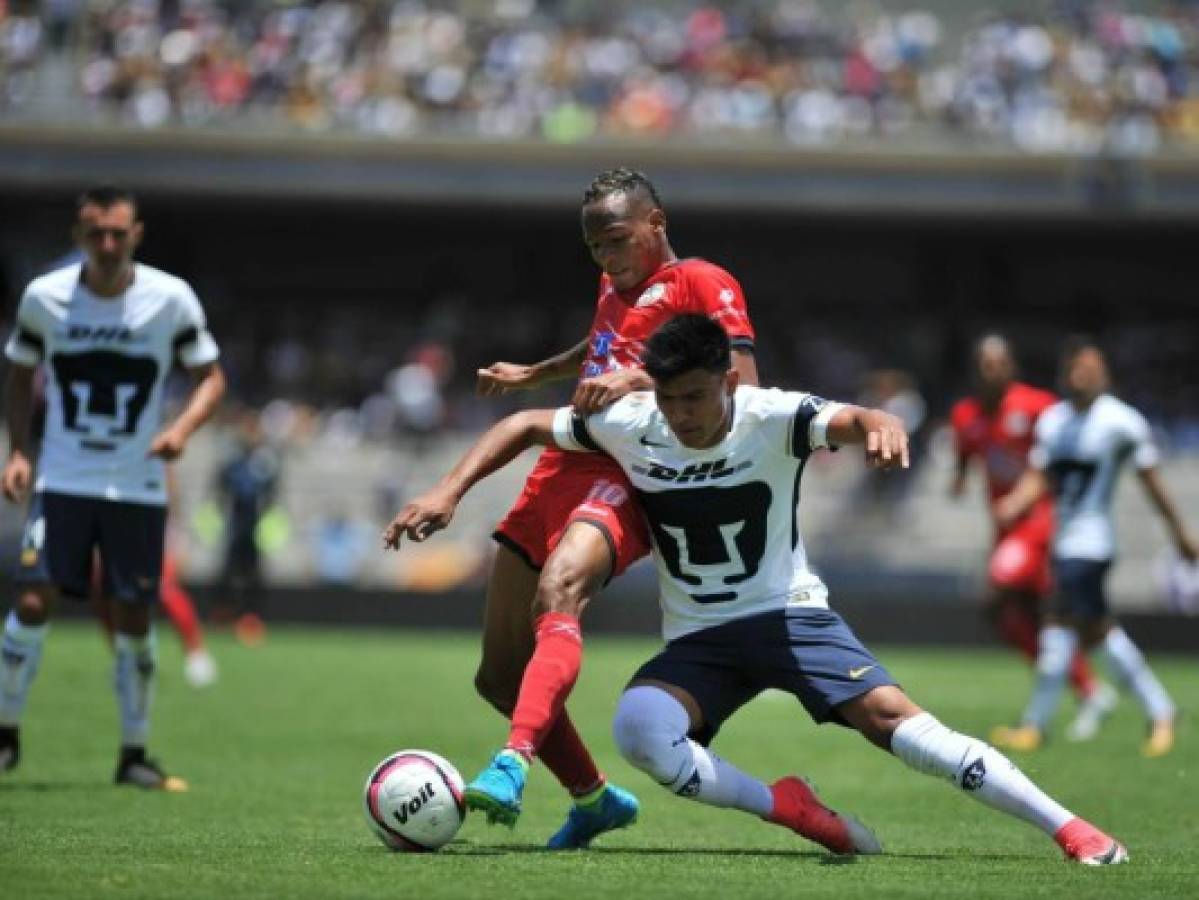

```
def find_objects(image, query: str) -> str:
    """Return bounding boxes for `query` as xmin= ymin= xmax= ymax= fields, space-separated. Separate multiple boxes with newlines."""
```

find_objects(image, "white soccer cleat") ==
xmin=184 ymin=649 xmax=219 ymax=688
xmin=1066 ymin=682 xmax=1118 ymax=743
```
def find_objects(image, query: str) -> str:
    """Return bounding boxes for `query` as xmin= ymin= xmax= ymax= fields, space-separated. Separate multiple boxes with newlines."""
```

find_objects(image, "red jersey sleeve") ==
xmin=683 ymin=261 xmax=755 ymax=350
xmin=1027 ymin=387 xmax=1058 ymax=420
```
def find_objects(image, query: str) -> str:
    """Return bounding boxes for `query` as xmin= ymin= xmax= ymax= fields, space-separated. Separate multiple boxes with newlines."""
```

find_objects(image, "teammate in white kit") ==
xmin=0 ymin=185 xmax=226 ymax=787
xmin=386 ymin=314 xmax=1127 ymax=864
xmin=991 ymin=339 xmax=1195 ymax=757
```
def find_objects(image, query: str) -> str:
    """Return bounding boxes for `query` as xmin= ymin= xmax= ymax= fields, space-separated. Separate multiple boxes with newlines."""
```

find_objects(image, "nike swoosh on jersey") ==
xmin=848 ymin=665 xmax=875 ymax=680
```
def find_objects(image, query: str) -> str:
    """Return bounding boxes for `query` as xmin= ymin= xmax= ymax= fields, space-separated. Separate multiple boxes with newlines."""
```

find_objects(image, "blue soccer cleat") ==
xmin=464 ymin=750 xmax=527 ymax=827
xmin=546 ymin=783 xmax=640 ymax=850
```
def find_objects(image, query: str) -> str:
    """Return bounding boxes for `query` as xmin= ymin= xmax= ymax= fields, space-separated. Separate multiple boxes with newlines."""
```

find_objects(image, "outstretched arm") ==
xmin=994 ymin=468 xmax=1049 ymax=531
xmin=825 ymin=405 xmax=910 ymax=470
xmin=383 ymin=409 xmax=558 ymax=549
xmin=1137 ymin=467 xmax=1198 ymax=561
xmin=572 ymin=347 xmax=760 ymax=415
xmin=477 ymin=339 xmax=589 ymax=397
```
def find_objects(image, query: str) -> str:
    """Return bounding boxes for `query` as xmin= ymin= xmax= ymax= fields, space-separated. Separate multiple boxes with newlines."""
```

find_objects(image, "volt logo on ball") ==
xmin=393 ymin=782 xmax=436 ymax=825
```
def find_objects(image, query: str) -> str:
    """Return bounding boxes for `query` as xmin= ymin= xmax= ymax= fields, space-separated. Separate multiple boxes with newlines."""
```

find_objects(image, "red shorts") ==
xmin=989 ymin=503 xmax=1053 ymax=597
xmin=494 ymin=447 xmax=651 ymax=578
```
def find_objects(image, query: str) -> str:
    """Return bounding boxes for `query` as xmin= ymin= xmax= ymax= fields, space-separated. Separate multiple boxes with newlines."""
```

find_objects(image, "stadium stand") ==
xmin=3 ymin=1 xmax=1199 ymax=154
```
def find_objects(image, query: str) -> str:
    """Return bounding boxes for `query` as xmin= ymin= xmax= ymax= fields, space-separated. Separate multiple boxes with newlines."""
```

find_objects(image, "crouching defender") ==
xmin=385 ymin=314 xmax=1126 ymax=864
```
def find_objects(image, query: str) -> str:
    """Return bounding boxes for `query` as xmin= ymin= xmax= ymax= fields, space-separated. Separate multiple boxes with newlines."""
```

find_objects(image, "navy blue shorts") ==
xmin=632 ymin=607 xmax=896 ymax=745
xmin=14 ymin=491 xmax=166 ymax=604
xmin=1051 ymin=557 xmax=1112 ymax=620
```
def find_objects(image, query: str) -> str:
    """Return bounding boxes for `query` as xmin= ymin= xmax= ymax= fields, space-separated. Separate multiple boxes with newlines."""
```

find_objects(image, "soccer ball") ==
xmin=363 ymin=749 xmax=466 ymax=851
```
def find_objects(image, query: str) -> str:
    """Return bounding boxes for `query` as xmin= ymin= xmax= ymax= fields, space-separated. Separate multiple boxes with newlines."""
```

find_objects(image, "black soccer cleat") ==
xmin=114 ymin=746 xmax=189 ymax=792
xmin=0 ymin=725 xmax=18 ymax=772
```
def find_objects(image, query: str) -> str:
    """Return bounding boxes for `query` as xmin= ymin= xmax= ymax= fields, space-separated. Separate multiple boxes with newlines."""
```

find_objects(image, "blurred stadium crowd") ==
xmin=3 ymin=0 xmax=1199 ymax=154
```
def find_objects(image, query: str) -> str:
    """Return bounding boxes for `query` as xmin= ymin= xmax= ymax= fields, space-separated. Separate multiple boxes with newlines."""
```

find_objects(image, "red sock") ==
xmin=995 ymin=604 xmax=1039 ymax=663
xmin=538 ymin=712 xmax=605 ymax=798
xmin=160 ymin=556 xmax=204 ymax=654
xmin=1068 ymin=650 xmax=1098 ymax=700
xmin=506 ymin=612 xmax=583 ymax=761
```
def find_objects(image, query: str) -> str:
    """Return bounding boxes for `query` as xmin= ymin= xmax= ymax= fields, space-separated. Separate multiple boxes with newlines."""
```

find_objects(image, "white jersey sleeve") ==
xmin=4 ymin=287 xmax=47 ymax=367
xmin=551 ymin=393 xmax=654 ymax=457
xmin=171 ymin=279 xmax=219 ymax=368
xmin=1123 ymin=406 xmax=1160 ymax=471
xmin=747 ymin=387 xmax=844 ymax=458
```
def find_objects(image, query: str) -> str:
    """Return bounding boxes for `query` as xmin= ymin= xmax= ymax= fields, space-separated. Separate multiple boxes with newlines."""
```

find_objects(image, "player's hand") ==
xmin=993 ymin=495 xmax=1020 ymax=531
xmin=572 ymin=368 xmax=651 ymax=416
xmin=476 ymin=362 xmax=540 ymax=396
xmin=149 ymin=427 xmax=188 ymax=461
xmin=863 ymin=414 xmax=909 ymax=471
xmin=2 ymin=452 xmax=32 ymax=504
xmin=382 ymin=489 xmax=457 ymax=550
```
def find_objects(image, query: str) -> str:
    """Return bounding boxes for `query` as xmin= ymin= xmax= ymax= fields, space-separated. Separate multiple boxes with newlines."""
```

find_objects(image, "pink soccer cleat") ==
xmin=1055 ymin=817 xmax=1129 ymax=865
xmin=766 ymin=776 xmax=882 ymax=855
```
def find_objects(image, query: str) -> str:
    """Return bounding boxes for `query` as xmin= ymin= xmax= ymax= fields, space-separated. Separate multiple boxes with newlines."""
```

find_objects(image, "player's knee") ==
xmin=473 ymin=665 xmax=517 ymax=717
xmin=14 ymin=589 xmax=52 ymax=625
xmin=612 ymin=696 xmax=679 ymax=781
xmin=112 ymin=602 xmax=151 ymax=637
xmin=534 ymin=558 xmax=592 ymax=618
xmin=1036 ymin=625 xmax=1075 ymax=674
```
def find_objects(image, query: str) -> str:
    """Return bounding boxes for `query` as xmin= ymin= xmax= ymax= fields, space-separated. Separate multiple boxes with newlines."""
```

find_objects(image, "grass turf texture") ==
xmin=1 ymin=625 xmax=1196 ymax=899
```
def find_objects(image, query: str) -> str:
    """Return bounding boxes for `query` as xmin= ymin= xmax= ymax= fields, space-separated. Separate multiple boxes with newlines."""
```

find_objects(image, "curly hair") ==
xmin=582 ymin=167 xmax=663 ymax=209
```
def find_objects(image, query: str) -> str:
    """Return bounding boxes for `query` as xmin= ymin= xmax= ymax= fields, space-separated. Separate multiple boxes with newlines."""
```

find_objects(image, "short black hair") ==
xmin=77 ymin=184 xmax=138 ymax=217
xmin=644 ymin=314 xmax=730 ymax=381
xmin=582 ymin=168 xmax=663 ymax=210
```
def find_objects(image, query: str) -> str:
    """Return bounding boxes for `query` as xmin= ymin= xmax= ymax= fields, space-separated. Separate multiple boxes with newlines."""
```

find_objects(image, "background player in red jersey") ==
xmin=950 ymin=335 xmax=1115 ymax=741
xmin=458 ymin=168 xmax=760 ymax=847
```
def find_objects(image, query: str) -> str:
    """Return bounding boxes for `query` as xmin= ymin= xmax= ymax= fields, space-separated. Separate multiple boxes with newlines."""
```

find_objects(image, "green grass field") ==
xmin=1 ymin=624 xmax=1195 ymax=899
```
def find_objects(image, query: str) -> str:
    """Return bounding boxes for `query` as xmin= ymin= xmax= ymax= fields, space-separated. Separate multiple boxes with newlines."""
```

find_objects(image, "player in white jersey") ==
xmin=0 ymin=185 xmax=226 ymax=787
xmin=385 ymin=315 xmax=1127 ymax=864
xmin=991 ymin=340 xmax=1195 ymax=757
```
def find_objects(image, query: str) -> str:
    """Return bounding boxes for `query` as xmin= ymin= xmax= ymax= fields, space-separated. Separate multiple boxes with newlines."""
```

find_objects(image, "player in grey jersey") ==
xmin=991 ymin=339 xmax=1195 ymax=758
xmin=0 ymin=185 xmax=226 ymax=787
xmin=386 ymin=315 xmax=1126 ymax=864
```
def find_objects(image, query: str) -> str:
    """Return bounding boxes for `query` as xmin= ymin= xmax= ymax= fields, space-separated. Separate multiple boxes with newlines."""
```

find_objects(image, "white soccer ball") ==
xmin=363 ymin=749 xmax=466 ymax=851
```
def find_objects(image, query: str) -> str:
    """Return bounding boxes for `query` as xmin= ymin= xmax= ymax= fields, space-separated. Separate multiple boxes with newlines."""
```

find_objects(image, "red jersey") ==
xmin=951 ymin=382 xmax=1056 ymax=501
xmin=494 ymin=257 xmax=756 ymax=576
xmin=579 ymin=258 xmax=755 ymax=379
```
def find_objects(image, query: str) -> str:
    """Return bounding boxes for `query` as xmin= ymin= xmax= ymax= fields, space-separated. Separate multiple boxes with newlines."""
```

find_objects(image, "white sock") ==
xmin=612 ymin=686 xmax=773 ymax=817
xmin=114 ymin=629 xmax=156 ymax=747
xmin=1100 ymin=627 xmax=1175 ymax=722
xmin=1022 ymin=625 xmax=1076 ymax=731
xmin=1 ymin=611 xmax=48 ymax=727
xmin=891 ymin=712 xmax=1073 ymax=836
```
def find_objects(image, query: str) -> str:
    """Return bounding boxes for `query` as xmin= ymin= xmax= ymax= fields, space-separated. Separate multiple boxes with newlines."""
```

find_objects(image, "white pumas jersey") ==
xmin=1029 ymin=394 xmax=1159 ymax=561
xmin=554 ymin=385 xmax=843 ymax=641
xmin=5 ymin=262 xmax=219 ymax=505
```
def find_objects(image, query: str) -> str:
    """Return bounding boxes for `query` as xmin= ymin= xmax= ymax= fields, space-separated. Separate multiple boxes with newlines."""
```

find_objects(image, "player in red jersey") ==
xmin=950 ymin=336 xmax=1115 ymax=743
xmin=441 ymin=169 xmax=760 ymax=847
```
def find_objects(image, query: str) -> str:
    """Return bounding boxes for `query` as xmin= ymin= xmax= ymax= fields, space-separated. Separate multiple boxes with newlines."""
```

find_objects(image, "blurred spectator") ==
xmin=311 ymin=509 xmax=373 ymax=584
xmin=6 ymin=1 xmax=1199 ymax=155
xmin=854 ymin=368 xmax=928 ymax=519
